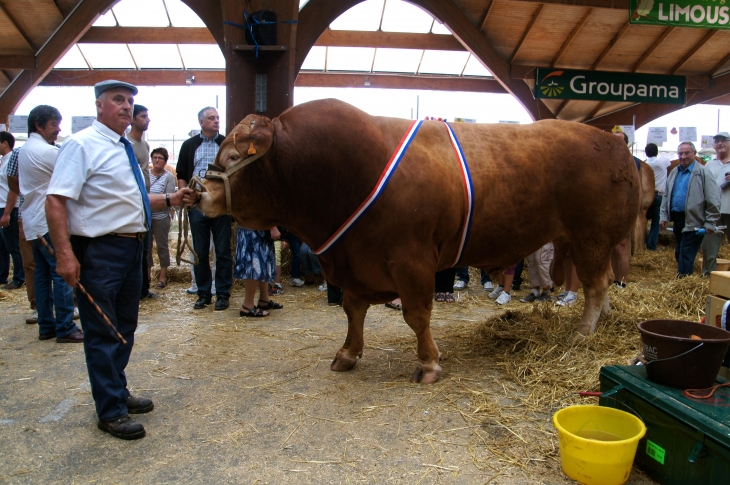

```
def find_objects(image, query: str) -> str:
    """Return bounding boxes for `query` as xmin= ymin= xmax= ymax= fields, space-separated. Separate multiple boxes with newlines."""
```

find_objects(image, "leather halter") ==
xmin=189 ymin=130 xmax=266 ymax=215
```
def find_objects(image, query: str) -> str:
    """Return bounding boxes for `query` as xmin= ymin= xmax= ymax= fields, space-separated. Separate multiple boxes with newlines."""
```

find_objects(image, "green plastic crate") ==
xmin=598 ymin=366 xmax=730 ymax=485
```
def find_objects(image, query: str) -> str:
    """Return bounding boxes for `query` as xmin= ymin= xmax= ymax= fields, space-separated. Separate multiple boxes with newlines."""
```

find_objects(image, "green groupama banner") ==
xmin=629 ymin=0 xmax=730 ymax=29
xmin=534 ymin=68 xmax=686 ymax=104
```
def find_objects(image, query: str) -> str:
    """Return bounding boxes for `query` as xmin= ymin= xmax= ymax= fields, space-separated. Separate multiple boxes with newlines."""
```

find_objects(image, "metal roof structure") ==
xmin=1 ymin=0 xmax=729 ymax=128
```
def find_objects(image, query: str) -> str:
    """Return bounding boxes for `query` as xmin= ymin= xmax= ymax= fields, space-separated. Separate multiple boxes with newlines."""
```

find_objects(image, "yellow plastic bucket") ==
xmin=553 ymin=405 xmax=646 ymax=485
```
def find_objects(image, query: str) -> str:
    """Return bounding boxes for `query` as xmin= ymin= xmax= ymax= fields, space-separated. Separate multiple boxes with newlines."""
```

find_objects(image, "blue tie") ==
xmin=120 ymin=137 xmax=152 ymax=230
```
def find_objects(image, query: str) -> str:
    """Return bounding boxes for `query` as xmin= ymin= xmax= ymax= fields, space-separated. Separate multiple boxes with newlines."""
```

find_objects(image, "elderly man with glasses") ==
xmin=660 ymin=142 xmax=721 ymax=277
xmin=701 ymin=132 xmax=730 ymax=275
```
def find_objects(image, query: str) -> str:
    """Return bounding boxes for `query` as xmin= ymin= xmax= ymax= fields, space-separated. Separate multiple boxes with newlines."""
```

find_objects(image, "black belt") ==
xmin=655 ymin=191 xmax=664 ymax=196
xmin=109 ymin=231 xmax=147 ymax=241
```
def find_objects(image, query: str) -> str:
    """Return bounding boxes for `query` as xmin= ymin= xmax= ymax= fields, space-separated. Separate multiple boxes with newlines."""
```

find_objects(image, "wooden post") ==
xmin=220 ymin=0 xmax=299 ymax=133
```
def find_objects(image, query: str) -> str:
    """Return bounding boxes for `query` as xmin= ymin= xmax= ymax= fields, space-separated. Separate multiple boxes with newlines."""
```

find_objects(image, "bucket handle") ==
xmin=645 ymin=342 xmax=704 ymax=366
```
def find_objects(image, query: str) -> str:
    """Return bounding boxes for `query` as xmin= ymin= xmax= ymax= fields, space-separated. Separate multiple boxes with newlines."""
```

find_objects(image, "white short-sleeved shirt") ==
xmin=0 ymin=152 xmax=19 ymax=209
xmin=47 ymin=120 xmax=146 ymax=237
xmin=18 ymin=133 xmax=59 ymax=241
xmin=705 ymin=157 xmax=730 ymax=214
xmin=644 ymin=156 xmax=672 ymax=195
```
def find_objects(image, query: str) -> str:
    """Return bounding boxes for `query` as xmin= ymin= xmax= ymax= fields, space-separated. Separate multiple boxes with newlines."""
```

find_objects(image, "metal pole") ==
xmin=416 ymin=95 xmax=419 ymax=119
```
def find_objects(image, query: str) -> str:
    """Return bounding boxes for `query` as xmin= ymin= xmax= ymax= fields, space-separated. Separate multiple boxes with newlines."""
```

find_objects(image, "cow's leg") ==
xmin=572 ymin=244 xmax=613 ymax=336
xmin=331 ymin=292 xmax=369 ymax=372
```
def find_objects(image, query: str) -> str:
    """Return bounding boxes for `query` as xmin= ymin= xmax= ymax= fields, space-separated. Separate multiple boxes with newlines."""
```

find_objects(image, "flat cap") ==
xmin=714 ymin=131 xmax=730 ymax=139
xmin=94 ymin=79 xmax=138 ymax=98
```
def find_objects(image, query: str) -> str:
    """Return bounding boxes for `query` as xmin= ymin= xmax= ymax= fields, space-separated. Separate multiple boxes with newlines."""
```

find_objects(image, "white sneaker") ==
xmin=318 ymin=282 xmax=328 ymax=292
xmin=483 ymin=281 xmax=494 ymax=291
xmin=25 ymin=309 xmax=38 ymax=324
xmin=556 ymin=293 xmax=578 ymax=306
xmin=186 ymin=286 xmax=198 ymax=295
xmin=495 ymin=291 xmax=512 ymax=305
xmin=488 ymin=285 xmax=504 ymax=299
xmin=290 ymin=278 xmax=305 ymax=287
xmin=73 ymin=307 xmax=80 ymax=320
xmin=453 ymin=280 xmax=466 ymax=290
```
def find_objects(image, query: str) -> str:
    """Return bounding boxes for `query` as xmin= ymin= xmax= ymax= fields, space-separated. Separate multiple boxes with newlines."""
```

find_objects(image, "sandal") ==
xmin=239 ymin=305 xmax=269 ymax=317
xmin=434 ymin=292 xmax=445 ymax=302
xmin=444 ymin=292 xmax=455 ymax=303
xmin=156 ymin=280 xmax=168 ymax=289
xmin=385 ymin=301 xmax=402 ymax=310
xmin=257 ymin=299 xmax=283 ymax=310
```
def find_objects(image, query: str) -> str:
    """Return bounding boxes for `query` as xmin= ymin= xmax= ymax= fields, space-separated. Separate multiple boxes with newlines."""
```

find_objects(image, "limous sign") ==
xmin=534 ymin=68 xmax=686 ymax=104
xmin=629 ymin=0 xmax=730 ymax=30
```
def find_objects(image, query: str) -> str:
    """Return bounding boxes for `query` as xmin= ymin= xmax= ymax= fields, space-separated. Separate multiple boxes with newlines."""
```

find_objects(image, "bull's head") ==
xmin=196 ymin=114 xmax=274 ymax=218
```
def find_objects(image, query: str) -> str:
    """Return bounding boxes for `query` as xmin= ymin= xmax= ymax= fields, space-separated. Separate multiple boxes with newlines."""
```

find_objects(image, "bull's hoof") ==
xmin=331 ymin=351 xmax=358 ymax=372
xmin=411 ymin=364 xmax=442 ymax=384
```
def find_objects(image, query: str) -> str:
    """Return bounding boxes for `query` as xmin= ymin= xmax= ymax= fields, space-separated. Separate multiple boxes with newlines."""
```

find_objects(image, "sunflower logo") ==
xmin=538 ymin=70 xmax=565 ymax=97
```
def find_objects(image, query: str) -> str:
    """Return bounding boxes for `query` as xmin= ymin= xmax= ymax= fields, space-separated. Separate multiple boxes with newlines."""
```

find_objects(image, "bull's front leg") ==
xmin=331 ymin=292 xmax=369 ymax=372
xmin=399 ymin=280 xmax=441 ymax=384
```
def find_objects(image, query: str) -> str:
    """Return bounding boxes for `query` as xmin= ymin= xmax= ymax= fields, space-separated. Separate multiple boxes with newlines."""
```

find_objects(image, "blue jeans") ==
xmin=455 ymin=267 xmax=491 ymax=284
xmin=71 ymin=235 xmax=142 ymax=421
xmin=189 ymin=208 xmax=233 ymax=299
xmin=300 ymin=242 xmax=322 ymax=275
xmin=0 ymin=219 xmax=8 ymax=284
xmin=646 ymin=193 xmax=663 ymax=250
xmin=32 ymin=233 xmax=77 ymax=337
xmin=671 ymin=211 xmax=704 ymax=276
xmin=287 ymin=233 xmax=302 ymax=279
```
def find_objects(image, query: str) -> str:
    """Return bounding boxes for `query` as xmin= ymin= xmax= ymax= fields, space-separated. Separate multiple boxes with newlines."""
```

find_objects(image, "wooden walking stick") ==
xmin=36 ymin=235 xmax=127 ymax=345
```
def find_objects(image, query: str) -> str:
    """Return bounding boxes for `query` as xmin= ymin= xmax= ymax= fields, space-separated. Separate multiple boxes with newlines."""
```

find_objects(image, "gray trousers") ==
xmin=147 ymin=215 xmax=172 ymax=269
xmin=701 ymin=213 xmax=730 ymax=276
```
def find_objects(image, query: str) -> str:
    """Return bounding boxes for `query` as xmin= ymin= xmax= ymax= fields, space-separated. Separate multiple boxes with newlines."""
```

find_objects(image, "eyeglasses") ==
xmin=678 ymin=151 xmax=694 ymax=156
xmin=151 ymin=156 xmax=166 ymax=161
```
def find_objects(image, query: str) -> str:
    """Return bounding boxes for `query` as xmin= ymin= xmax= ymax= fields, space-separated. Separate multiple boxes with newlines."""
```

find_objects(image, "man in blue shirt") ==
xmin=660 ymin=142 xmax=721 ymax=276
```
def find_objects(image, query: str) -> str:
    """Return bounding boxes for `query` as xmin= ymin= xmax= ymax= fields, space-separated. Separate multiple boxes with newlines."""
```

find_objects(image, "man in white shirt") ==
xmin=18 ymin=106 xmax=82 ymax=343
xmin=701 ymin=132 xmax=730 ymax=275
xmin=0 ymin=132 xmax=22 ymax=290
xmin=643 ymin=143 xmax=671 ymax=251
xmin=46 ymin=80 xmax=194 ymax=440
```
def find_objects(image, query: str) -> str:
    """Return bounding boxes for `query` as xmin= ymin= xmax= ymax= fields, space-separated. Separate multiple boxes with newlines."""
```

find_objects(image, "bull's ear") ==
xmin=234 ymin=116 xmax=273 ymax=157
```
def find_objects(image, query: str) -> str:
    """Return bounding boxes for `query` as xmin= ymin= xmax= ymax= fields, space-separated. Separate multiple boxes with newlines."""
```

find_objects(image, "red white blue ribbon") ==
xmin=442 ymin=122 xmax=474 ymax=267
xmin=313 ymin=120 xmax=424 ymax=255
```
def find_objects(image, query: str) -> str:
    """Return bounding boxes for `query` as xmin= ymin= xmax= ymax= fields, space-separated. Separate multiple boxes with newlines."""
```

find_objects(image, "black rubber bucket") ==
xmin=637 ymin=319 xmax=730 ymax=389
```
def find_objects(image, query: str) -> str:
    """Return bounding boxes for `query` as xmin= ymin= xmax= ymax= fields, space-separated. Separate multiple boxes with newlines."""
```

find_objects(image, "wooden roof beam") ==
xmin=80 ymin=26 xmax=215 ymax=44
xmin=40 ymin=69 xmax=506 ymax=93
xmin=554 ymin=98 xmax=571 ymax=117
xmin=591 ymin=22 xmax=630 ymax=70
xmin=479 ymin=0 xmax=495 ymax=31
xmin=552 ymin=8 xmax=592 ymax=68
xmin=671 ymin=29 xmax=718 ymax=75
xmin=509 ymin=4 xmax=544 ymax=65
xmin=711 ymin=52 xmax=730 ymax=77
xmin=0 ymin=55 xmax=36 ymax=70
xmin=0 ymin=3 xmax=37 ymax=52
xmin=315 ymin=29 xmax=465 ymax=50
xmin=584 ymin=101 xmax=607 ymax=122
xmin=632 ymin=27 xmax=673 ymax=72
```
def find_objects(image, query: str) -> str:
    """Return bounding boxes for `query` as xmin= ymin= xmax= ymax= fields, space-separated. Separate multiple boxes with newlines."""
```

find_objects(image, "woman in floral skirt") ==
xmin=234 ymin=226 xmax=284 ymax=317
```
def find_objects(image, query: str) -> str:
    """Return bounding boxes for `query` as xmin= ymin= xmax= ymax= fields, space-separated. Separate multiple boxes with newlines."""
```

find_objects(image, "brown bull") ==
xmin=195 ymin=99 xmax=640 ymax=384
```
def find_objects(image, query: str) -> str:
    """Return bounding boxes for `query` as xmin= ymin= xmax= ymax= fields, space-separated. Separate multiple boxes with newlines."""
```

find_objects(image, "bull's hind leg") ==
xmin=571 ymin=242 xmax=614 ymax=336
xmin=331 ymin=292 xmax=369 ymax=372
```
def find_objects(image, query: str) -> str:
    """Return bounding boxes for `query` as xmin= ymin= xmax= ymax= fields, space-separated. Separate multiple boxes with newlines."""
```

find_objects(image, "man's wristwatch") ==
xmin=166 ymin=193 xmax=171 ymax=207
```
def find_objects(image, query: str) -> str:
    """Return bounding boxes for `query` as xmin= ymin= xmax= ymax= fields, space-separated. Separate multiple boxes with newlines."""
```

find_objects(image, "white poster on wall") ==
xmin=71 ymin=116 xmax=96 ymax=134
xmin=8 ymin=115 xmax=28 ymax=134
xmin=701 ymin=135 xmax=715 ymax=150
xmin=647 ymin=127 xmax=667 ymax=146
xmin=679 ymin=127 xmax=697 ymax=142
xmin=0 ymin=124 xmax=5 ymax=132
xmin=618 ymin=125 xmax=635 ymax=144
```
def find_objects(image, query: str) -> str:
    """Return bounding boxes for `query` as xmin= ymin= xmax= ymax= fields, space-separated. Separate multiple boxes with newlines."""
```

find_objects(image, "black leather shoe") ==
xmin=39 ymin=332 xmax=56 ymax=341
xmin=56 ymin=329 xmax=84 ymax=343
xmin=127 ymin=395 xmax=154 ymax=414
xmin=97 ymin=416 xmax=145 ymax=440
xmin=193 ymin=296 xmax=211 ymax=309
xmin=214 ymin=297 xmax=229 ymax=311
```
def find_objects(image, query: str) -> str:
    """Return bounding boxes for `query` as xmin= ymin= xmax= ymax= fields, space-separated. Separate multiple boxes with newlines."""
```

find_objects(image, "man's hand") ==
xmin=270 ymin=227 xmax=281 ymax=240
xmin=706 ymin=228 xmax=714 ymax=235
xmin=55 ymin=251 xmax=81 ymax=288
xmin=0 ymin=211 xmax=9 ymax=228
xmin=179 ymin=188 xmax=199 ymax=207
xmin=660 ymin=221 xmax=667 ymax=230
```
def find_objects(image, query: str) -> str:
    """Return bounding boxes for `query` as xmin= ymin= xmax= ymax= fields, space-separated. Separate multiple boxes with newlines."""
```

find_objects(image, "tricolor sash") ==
xmin=313 ymin=120 xmax=424 ymax=255
xmin=441 ymin=122 xmax=474 ymax=267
